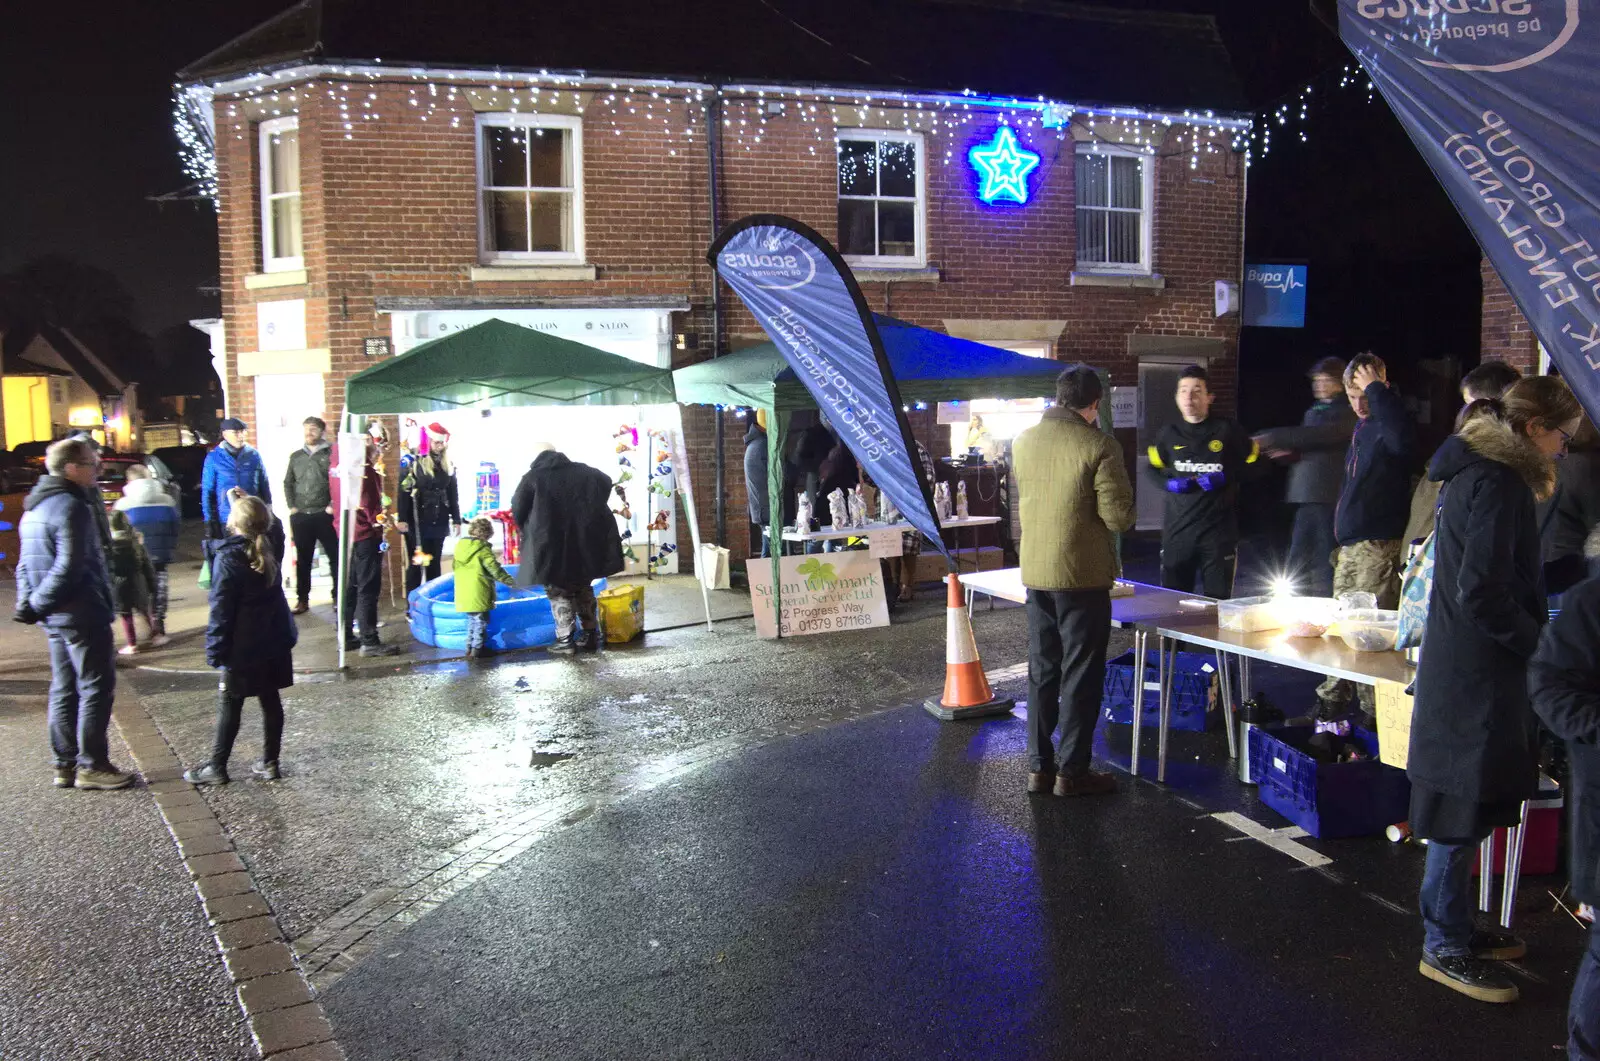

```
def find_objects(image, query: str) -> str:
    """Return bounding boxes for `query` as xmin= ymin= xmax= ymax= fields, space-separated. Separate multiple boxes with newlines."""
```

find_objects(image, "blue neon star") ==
xmin=968 ymin=126 xmax=1041 ymax=205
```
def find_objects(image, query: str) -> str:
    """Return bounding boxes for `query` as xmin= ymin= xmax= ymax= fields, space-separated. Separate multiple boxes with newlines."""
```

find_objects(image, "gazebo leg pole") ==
xmin=337 ymin=405 xmax=355 ymax=671
xmin=768 ymin=407 xmax=786 ymax=639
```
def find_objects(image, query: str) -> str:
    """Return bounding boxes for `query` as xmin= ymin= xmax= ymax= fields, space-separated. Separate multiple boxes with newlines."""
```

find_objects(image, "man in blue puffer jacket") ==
xmin=201 ymin=418 xmax=271 ymax=548
xmin=15 ymin=438 xmax=133 ymax=791
xmin=115 ymin=464 xmax=180 ymax=646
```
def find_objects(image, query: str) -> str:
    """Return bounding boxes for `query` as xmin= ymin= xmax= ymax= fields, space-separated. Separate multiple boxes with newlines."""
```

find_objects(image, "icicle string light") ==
xmin=175 ymin=62 xmax=1254 ymax=206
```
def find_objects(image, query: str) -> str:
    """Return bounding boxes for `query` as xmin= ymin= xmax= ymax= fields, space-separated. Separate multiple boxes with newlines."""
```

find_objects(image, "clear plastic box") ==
xmin=1338 ymin=608 xmax=1400 ymax=652
xmin=1217 ymin=595 xmax=1284 ymax=633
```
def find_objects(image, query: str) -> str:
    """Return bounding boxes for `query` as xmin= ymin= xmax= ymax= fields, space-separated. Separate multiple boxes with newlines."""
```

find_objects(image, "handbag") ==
xmin=1396 ymin=483 xmax=1446 ymax=650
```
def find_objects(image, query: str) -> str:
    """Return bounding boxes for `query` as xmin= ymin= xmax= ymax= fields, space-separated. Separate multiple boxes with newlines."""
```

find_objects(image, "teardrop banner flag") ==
xmin=708 ymin=215 xmax=949 ymax=563
xmin=1338 ymin=1 xmax=1600 ymax=415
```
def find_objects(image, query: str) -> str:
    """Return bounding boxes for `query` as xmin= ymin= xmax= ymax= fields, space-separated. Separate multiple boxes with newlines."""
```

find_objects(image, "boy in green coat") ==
xmin=454 ymin=518 xmax=513 ymax=658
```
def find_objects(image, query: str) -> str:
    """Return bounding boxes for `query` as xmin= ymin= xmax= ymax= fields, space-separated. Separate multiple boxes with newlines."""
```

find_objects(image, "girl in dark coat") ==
xmin=1409 ymin=376 xmax=1582 ymax=1004
xmin=185 ymin=495 xmax=298 ymax=785
xmin=1530 ymin=574 xmax=1600 ymax=1059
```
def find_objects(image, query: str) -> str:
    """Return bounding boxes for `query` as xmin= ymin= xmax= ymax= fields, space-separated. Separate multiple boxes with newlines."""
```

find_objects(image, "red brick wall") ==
xmin=1479 ymin=257 xmax=1541 ymax=373
xmin=213 ymin=81 xmax=1246 ymax=567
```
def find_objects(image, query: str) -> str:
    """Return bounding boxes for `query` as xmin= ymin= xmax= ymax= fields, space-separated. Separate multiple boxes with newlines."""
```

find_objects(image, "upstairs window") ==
xmin=477 ymin=114 xmax=584 ymax=262
xmin=1075 ymin=148 xmax=1153 ymax=274
xmin=837 ymin=131 xmax=925 ymax=266
xmin=259 ymin=117 xmax=302 ymax=272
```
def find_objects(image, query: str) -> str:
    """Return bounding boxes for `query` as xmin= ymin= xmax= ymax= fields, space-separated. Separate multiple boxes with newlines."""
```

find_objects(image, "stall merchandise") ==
xmin=675 ymin=315 xmax=1084 ymax=637
xmin=338 ymin=319 xmax=710 ymax=667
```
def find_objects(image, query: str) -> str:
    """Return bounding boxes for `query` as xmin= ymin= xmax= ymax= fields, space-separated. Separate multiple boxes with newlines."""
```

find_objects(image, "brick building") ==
xmin=177 ymin=0 xmax=1251 ymax=565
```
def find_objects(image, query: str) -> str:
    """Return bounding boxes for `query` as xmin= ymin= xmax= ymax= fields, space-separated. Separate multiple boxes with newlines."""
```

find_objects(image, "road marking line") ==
xmin=1210 ymin=811 xmax=1333 ymax=868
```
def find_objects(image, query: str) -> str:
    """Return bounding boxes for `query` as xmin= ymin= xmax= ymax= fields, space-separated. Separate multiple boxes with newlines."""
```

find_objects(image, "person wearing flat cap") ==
xmin=201 ymin=419 xmax=272 ymax=556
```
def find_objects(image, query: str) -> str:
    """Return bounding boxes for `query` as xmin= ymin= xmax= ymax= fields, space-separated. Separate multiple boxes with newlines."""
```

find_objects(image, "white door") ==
xmin=252 ymin=373 xmax=326 ymax=527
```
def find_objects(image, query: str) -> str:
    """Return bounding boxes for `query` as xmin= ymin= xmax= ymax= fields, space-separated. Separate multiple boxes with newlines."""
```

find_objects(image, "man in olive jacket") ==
xmin=1012 ymin=364 xmax=1136 ymax=797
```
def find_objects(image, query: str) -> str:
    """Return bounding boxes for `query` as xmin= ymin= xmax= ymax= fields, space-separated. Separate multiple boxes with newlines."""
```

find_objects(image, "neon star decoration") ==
xmin=968 ymin=126 xmax=1040 ymax=205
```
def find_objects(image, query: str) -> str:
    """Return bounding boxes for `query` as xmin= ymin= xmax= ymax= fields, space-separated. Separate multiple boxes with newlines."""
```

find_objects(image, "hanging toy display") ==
xmin=467 ymin=461 xmax=500 ymax=520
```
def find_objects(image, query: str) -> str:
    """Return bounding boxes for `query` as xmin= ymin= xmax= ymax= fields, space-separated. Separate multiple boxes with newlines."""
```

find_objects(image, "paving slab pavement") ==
xmin=0 ymin=661 xmax=254 ymax=1061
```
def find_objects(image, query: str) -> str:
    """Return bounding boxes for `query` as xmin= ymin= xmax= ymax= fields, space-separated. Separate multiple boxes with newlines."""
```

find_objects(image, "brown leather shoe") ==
xmin=292 ymin=600 xmax=309 ymax=615
xmin=1026 ymin=771 xmax=1055 ymax=794
xmin=1054 ymin=769 xmax=1118 ymax=797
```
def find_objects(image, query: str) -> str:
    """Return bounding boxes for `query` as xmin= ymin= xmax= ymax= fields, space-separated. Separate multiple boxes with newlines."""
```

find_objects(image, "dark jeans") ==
xmin=1161 ymin=535 xmax=1237 ymax=599
xmin=290 ymin=511 xmax=338 ymax=605
xmin=344 ymin=536 xmax=383 ymax=645
xmin=1288 ymin=502 xmax=1336 ymax=597
xmin=1026 ymin=587 xmax=1112 ymax=775
xmin=405 ymin=534 xmax=445 ymax=592
xmin=1572 ymin=918 xmax=1600 ymax=1060
xmin=46 ymin=623 xmax=117 ymax=769
xmin=1420 ymin=840 xmax=1475 ymax=957
xmin=211 ymin=687 xmax=284 ymax=768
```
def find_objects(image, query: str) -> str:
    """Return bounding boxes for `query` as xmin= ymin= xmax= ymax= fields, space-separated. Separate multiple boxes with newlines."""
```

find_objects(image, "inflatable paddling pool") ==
xmin=407 ymin=565 xmax=608 ymax=652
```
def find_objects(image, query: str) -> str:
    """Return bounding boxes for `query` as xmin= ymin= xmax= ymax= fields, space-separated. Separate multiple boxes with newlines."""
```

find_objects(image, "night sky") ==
xmin=0 ymin=0 xmax=1480 ymax=391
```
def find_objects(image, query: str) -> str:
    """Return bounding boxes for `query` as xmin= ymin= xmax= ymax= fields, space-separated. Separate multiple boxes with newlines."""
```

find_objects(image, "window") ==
xmin=837 ymin=131 xmax=925 ymax=265
xmin=1075 ymin=148 xmax=1153 ymax=274
xmin=259 ymin=117 xmax=302 ymax=272
xmin=477 ymin=114 xmax=584 ymax=262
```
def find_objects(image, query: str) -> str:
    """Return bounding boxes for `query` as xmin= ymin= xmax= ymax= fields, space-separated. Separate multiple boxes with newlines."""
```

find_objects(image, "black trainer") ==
xmin=184 ymin=762 xmax=229 ymax=786
xmin=579 ymin=629 xmax=600 ymax=653
xmin=1469 ymin=929 xmax=1527 ymax=961
xmin=1419 ymin=951 xmax=1519 ymax=1003
xmin=548 ymin=635 xmax=577 ymax=655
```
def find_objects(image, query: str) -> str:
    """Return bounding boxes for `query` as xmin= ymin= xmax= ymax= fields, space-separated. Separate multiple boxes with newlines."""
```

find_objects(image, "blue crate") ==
xmin=1101 ymin=649 xmax=1214 ymax=732
xmin=1248 ymin=725 xmax=1411 ymax=839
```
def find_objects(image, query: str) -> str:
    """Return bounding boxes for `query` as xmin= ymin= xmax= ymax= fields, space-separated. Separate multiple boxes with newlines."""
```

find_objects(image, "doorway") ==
xmin=252 ymin=373 xmax=326 ymax=527
xmin=1135 ymin=361 xmax=1192 ymax=532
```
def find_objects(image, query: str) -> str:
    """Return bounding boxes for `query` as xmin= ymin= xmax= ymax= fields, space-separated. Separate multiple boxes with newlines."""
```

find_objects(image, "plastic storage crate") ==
xmin=1248 ymin=725 xmax=1411 ymax=839
xmin=1102 ymin=649 xmax=1214 ymax=732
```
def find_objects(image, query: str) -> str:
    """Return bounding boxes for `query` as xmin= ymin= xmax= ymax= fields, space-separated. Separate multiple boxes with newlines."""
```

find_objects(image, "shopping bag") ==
xmin=1396 ymin=483 xmax=1446 ymax=651
xmin=198 ymin=557 xmax=212 ymax=590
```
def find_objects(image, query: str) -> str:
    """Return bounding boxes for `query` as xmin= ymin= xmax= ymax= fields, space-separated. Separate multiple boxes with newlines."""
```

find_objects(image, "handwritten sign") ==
xmin=868 ymin=528 xmax=904 ymax=558
xmin=746 ymin=552 xmax=890 ymax=639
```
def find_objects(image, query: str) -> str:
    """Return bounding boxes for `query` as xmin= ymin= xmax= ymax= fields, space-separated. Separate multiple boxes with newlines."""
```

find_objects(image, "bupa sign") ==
xmin=1242 ymin=264 xmax=1308 ymax=328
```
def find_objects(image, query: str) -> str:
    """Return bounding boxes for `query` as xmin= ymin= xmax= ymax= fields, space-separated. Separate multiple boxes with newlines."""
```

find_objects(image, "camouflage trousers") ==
xmin=545 ymin=584 xmax=598 ymax=640
xmin=1316 ymin=538 xmax=1403 ymax=715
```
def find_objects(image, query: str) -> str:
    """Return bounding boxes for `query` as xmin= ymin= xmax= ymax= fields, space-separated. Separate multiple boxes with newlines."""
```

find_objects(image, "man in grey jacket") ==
xmin=284 ymin=416 xmax=337 ymax=614
xmin=15 ymin=438 xmax=133 ymax=790
xmin=1256 ymin=357 xmax=1356 ymax=596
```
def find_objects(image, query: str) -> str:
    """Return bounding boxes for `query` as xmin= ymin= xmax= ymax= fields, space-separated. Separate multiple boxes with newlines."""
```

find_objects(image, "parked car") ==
xmin=0 ymin=450 xmax=42 ymax=494
xmin=9 ymin=440 xmax=51 ymax=468
xmin=153 ymin=444 xmax=208 ymax=518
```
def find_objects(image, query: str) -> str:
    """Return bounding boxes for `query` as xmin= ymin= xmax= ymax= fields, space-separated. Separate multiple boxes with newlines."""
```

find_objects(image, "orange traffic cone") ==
xmin=924 ymin=573 xmax=1016 ymax=721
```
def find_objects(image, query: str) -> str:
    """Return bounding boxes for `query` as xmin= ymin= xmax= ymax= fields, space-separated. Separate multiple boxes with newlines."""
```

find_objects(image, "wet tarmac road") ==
xmin=321 ymin=701 xmax=1583 ymax=1060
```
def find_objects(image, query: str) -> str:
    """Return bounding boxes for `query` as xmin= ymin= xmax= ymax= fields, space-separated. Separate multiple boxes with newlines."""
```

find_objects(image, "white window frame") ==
xmin=475 ymin=113 xmax=586 ymax=265
xmin=259 ymin=116 xmax=303 ymax=273
xmin=1074 ymin=145 xmax=1155 ymax=276
xmin=837 ymin=128 xmax=927 ymax=268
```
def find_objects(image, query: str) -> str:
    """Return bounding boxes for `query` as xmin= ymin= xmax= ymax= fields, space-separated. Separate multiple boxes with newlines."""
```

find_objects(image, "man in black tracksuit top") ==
xmin=1146 ymin=365 xmax=1260 ymax=598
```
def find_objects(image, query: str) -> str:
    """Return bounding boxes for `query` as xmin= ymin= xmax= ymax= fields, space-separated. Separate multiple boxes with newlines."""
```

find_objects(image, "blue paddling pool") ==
xmin=407 ymin=565 xmax=608 ymax=652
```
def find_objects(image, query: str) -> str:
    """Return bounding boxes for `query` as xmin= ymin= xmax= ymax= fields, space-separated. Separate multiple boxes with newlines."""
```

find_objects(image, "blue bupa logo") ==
xmin=1350 ymin=0 xmax=1577 ymax=72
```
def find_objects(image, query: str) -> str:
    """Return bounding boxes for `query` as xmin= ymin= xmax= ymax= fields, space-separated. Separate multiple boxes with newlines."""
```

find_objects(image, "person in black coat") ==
xmin=1530 ymin=574 xmax=1600 ymax=1059
xmin=1408 ymin=376 xmax=1582 ymax=1005
xmin=743 ymin=415 xmax=771 ymax=557
xmin=185 ymin=495 xmax=298 ymax=785
xmin=510 ymin=446 xmax=624 ymax=654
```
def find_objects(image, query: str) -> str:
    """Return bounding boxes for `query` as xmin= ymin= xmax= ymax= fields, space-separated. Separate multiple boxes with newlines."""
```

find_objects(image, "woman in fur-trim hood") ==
xmin=1409 ymin=375 xmax=1583 ymax=1004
